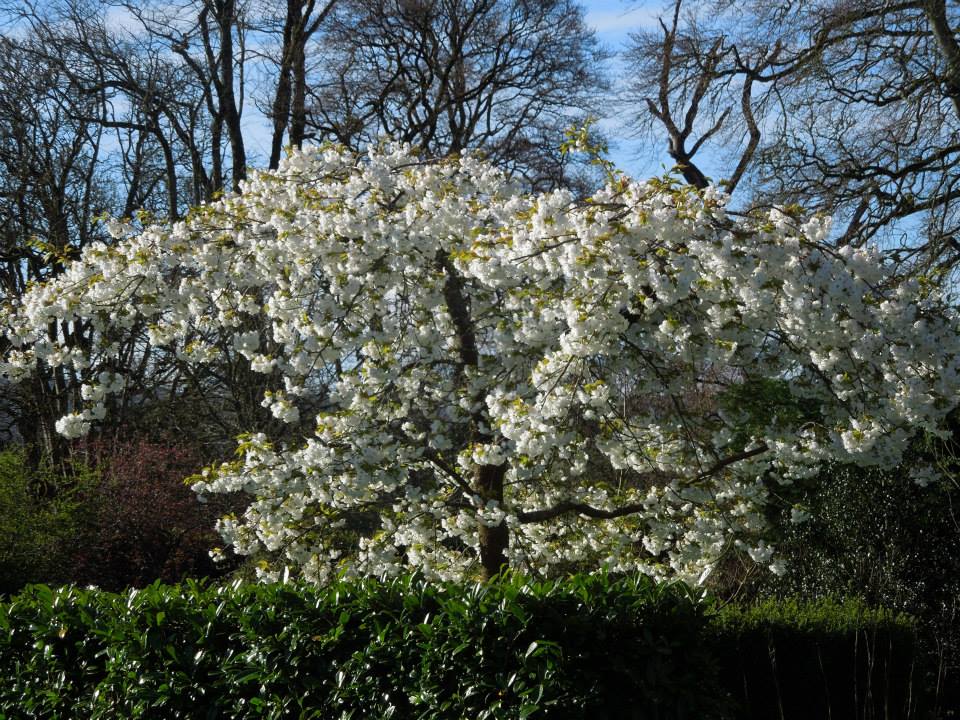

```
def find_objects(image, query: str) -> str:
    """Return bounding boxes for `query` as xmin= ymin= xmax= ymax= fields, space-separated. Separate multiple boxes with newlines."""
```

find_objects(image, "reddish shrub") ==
xmin=67 ymin=438 xmax=240 ymax=591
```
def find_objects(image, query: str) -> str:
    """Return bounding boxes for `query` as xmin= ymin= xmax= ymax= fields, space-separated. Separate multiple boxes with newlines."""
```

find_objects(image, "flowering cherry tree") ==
xmin=3 ymin=143 xmax=959 ymax=583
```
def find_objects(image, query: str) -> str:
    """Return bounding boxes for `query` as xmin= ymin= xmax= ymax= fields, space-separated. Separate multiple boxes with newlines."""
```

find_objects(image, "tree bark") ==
xmin=217 ymin=0 xmax=246 ymax=190
xmin=438 ymin=249 xmax=507 ymax=580
xmin=475 ymin=462 xmax=508 ymax=580
xmin=269 ymin=0 xmax=335 ymax=169
xmin=268 ymin=0 xmax=297 ymax=169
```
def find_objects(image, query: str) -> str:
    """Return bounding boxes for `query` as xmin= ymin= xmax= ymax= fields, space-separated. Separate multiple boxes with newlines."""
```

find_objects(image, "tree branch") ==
xmin=517 ymin=443 xmax=769 ymax=523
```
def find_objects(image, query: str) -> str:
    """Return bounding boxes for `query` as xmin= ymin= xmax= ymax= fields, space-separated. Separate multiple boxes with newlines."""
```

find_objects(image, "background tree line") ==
xmin=625 ymin=0 xmax=960 ymax=275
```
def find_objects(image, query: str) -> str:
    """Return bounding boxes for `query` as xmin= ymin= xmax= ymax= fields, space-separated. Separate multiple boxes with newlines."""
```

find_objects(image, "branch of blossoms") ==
xmin=516 ymin=443 xmax=770 ymax=523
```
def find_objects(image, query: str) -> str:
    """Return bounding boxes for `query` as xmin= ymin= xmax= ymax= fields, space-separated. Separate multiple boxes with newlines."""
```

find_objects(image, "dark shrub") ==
xmin=67 ymin=438 xmax=240 ymax=591
xmin=709 ymin=597 xmax=924 ymax=719
xmin=760 ymin=462 xmax=960 ymax=717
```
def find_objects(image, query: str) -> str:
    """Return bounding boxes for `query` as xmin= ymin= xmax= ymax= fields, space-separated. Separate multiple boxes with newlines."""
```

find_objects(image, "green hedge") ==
xmin=710 ymin=597 xmax=924 ymax=719
xmin=0 ymin=575 xmax=925 ymax=719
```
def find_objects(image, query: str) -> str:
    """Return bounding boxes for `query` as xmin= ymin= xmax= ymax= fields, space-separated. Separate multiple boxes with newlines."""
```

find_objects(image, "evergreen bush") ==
xmin=0 ymin=576 xmax=927 ymax=718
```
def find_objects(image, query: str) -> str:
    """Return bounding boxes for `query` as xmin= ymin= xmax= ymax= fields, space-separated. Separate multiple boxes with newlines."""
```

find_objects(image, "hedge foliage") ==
xmin=711 ymin=597 xmax=924 ymax=719
xmin=0 ymin=575 xmax=924 ymax=719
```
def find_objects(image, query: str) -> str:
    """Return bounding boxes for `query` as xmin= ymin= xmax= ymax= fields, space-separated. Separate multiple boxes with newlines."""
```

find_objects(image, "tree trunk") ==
xmin=268 ymin=0 xmax=297 ymax=169
xmin=289 ymin=40 xmax=308 ymax=148
xmin=209 ymin=0 xmax=246 ymax=190
xmin=475 ymin=462 xmax=507 ymax=580
xmin=439 ymin=249 xmax=509 ymax=580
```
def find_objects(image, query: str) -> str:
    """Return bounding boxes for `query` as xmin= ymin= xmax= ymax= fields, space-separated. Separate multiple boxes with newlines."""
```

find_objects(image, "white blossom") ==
xmin=4 ymin=143 xmax=959 ymax=584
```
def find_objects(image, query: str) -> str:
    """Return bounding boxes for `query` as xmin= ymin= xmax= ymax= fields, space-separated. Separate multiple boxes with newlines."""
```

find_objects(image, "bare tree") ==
xmin=3 ymin=0 xmax=258 ymax=214
xmin=305 ymin=0 xmax=609 ymax=191
xmin=253 ymin=0 xmax=339 ymax=169
xmin=0 ymin=37 xmax=114 ymax=462
xmin=625 ymin=0 xmax=960 ymax=272
xmin=119 ymin=0 xmax=251 ymax=193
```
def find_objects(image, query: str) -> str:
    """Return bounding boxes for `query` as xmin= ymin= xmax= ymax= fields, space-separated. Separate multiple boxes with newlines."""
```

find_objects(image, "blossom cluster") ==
xmin=4 ymin=143 xmax=959 ymax=584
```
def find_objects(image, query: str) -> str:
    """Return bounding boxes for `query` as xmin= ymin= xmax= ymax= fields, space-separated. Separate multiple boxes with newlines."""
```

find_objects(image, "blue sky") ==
xmin=582 ymin=0 xmax=659 ymax=44
xmin=580 ymin=0 xmax=667 ymax=178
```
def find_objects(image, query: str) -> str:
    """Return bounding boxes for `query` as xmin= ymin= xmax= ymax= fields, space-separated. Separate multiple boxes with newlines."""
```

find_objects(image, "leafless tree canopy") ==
xmin=626 ymin=0 xmax=960 ymax=272
xmin=305 ymin=0 xmax=609 ymax=191
xmin=0 ymin=36 xmax=114 ymax=457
